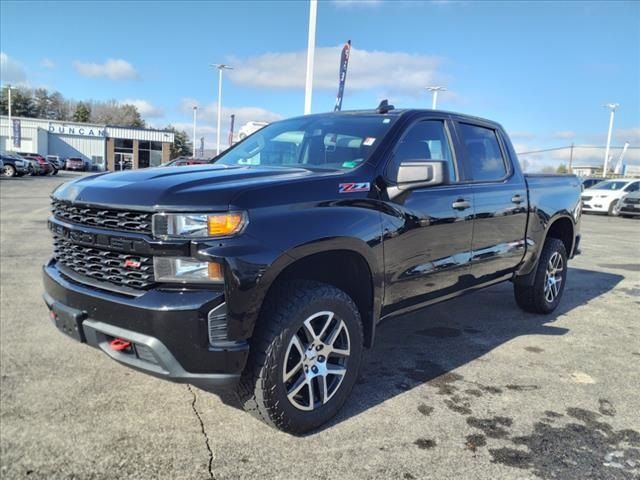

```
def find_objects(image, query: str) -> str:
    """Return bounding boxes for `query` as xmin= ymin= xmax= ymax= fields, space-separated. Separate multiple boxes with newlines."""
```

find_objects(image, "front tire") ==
xmin=608 ymin=200 xmax=620 ymax=216
xmin=514 ymin=238 xmax=568 ymax=314
xmin=2 ymin=165 xmax=16 ymax=177
xmin=236 ymin=280 xmax=363 ymax=434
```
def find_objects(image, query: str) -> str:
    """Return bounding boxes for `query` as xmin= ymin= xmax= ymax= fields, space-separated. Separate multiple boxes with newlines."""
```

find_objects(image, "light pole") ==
xmin=304 ymin=0 xmax=317 ymax=114
xmin=603 ymin=103 xmax=619 ymax=177
xmin=192 ymin=105 xmax=198 ymax=158
xmin=7 ymin=85 xmax=13 ymax=151
xmin=426 ymin=86 xmax=446 ymax=109
xmin=211 ymin=64 xmax=233 ymax=155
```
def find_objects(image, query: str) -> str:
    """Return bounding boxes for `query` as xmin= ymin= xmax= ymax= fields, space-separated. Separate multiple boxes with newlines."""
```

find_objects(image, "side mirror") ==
xmin=396 ymin=160 xmax=445 ymax=190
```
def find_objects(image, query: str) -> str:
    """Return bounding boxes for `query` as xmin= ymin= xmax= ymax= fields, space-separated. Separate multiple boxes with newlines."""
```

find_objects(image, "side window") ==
xmin=624 ymin=182 xmax=639 ymax=192
xmin=388 ymin=120 xmax=455 ymax=182
xmin=458 ymin=123 xmax=508 ymax=182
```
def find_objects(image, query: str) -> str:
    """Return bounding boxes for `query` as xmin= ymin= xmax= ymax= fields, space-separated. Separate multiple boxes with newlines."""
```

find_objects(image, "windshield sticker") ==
xmin=339 ymin=182 xmax=370 ymax=193
xmin=363 ymin=137 xmax=376 ymax=146
xmin=383 ymin=118 xmax=391 ymax=123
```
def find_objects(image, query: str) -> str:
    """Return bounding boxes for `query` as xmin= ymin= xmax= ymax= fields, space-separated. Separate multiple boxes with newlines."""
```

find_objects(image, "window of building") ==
xmin=137 ymin=139 xmax=164 ymax=169
xmin=457 ymin=123 xmax=508 ymax=182
xmin=114 ymin=139 xmax=133 ymax=150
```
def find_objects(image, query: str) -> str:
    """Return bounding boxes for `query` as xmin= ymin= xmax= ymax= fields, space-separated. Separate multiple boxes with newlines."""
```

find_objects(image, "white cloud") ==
xmin=40 ymin=58 xmax=55 ymax=69
xmin=553 ymin=130 xmax=576 ymax=139
xmin=228 ymin=46 xmax=445 ymax=95
xmin=73 ymin=58 xmax=138 ymax=80
xmin=120 ymin=99 xmax=164 ymax=118
xmin=0 ymin=52 xmax=27 ymax=85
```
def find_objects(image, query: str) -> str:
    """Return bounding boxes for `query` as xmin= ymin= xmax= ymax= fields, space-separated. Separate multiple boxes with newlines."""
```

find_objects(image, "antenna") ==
xmin=376 ymin=99 xmax=395 ymax=114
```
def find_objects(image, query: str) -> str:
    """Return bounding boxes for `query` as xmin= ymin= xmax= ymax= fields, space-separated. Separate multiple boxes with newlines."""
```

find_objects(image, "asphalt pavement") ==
xmin=1 ymin=172 xmax=639 ymax=479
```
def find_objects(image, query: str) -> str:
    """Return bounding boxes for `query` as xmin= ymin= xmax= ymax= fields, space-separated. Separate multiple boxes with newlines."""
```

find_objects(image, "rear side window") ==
xmin=458 ymin=123 xmax=508 ymax=182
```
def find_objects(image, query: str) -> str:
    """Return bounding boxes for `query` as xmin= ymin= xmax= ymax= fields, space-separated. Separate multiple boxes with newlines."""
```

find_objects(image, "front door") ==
xmin=114 ymin=152 xmax=133 ymax=171
xmin=382 ymin=118 xmax=475 ymax=316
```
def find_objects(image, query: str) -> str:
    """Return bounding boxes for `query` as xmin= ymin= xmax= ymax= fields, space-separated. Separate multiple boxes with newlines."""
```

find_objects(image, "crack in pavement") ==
xmin=187 ymin=385 xmax=214 ymax=479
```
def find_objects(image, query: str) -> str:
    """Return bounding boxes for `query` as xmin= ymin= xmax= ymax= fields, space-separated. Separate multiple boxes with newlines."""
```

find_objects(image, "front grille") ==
xmin=581 ymin=196 xmax=592 ymax=202
xmin=623 ymin=197 xmax=640 ymax=205
xmin=52 ymin=200 xmax=153 ymax=235
xmin=53 ymin=235 xmax=155 ymax=290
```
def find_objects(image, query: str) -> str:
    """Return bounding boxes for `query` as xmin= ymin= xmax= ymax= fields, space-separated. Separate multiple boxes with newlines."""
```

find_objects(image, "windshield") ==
xmin=215 ymin=115 xmax=397 ymax=171
xmin=590 ymin=180 xmax=627 ymax=190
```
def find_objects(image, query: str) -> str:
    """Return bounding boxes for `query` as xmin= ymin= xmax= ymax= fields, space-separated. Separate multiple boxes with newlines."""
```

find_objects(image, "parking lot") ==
xmin=1 ymin=173 xmax=639 ymax=480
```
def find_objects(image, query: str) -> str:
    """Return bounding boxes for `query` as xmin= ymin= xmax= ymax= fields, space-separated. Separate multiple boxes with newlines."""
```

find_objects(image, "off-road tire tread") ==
xmin=235 ymin=280 xmax=362 ymax=433
xmin=514 ymin=238 xmax=567 ymax=314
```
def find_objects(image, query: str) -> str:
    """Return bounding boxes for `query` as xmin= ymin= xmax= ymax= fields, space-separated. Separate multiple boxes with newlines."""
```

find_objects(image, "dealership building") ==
xmin=0 ymin=116 xmax=175 ymax=171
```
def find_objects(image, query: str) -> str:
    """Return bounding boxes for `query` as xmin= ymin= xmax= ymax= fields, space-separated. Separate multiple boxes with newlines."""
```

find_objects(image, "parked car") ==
xmin=617 ymin=191 xmax=640 ymax=218
xmin=65 ymin=157 xmax=86 ymax=171
xmin=161 ymin=157 xmax=211 ymax=167
xmin=47 ymin=155 xmax=66 ymax=170
xmin=0 ymin=154 xmax=30 ymax=177
xmin=44 ymin=105 xmax=582 ymax=433
xmin=238 ymin=121 xmax=269 ymax=140
xmin=18 ymin=153 xmax=56 ymax=175
xmin=581 ymin=177 xmax=603 ymax=190
xmin=581 ymin=178 xmax=640 ymax=215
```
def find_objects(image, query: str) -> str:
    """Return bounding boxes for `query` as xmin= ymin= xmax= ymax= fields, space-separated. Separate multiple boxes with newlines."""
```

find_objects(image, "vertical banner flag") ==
xmin=12 ymin=119 xmax=21 ymax=147
xmin=228 ymin=114 xmax=236 ymax=146
xmin=199 ymin=137 xmax=205 ymax=158
xmin=334 ymin=40 xmax=352 ymax=112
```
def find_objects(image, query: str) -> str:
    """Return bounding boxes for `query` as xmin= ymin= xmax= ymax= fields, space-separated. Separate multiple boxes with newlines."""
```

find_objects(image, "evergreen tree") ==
xmin=165 ymin=125 xmax=192 ymax=159
xmin=556 ymin=164 xmax=568 ymax=174
xmin=0 ymin=87 xmax=36 ymax=117
xmin=73 ymin=102 xmax=91 ymax=123
xmin=48 ymin=91 xmax=69 ymax=120
xmin=33 ymin=88 xmax=50 ymax=118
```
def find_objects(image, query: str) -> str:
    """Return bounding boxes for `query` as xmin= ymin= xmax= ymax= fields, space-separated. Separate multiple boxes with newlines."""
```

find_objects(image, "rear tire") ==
xmin=236 ymin=280 xmax=363 ymax=434
xmin=514 ymin=238 xmax=568 ymax=314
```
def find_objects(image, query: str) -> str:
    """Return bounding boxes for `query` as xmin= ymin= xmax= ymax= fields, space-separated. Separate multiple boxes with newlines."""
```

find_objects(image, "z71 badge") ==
xmin=339 ymin=182 xmax=370 ymax=193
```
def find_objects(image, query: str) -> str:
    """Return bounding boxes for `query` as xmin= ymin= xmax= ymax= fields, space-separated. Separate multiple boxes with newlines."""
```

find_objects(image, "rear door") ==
xmin=453 ymin=120 xmax=528 ymax=281
xmin=382 ymin=116 xmax=475 ymax=314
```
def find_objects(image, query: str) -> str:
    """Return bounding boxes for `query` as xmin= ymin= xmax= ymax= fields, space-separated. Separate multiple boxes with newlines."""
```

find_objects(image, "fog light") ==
xmin=207 ymin=303 xmax=240 ymax=348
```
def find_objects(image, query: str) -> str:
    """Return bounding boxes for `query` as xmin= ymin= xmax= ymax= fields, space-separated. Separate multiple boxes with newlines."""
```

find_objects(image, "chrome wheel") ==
xmin=283 ymin=311 xmax=351 ymax=411
xmin=544 ymin=251 xmax=564 ymax=303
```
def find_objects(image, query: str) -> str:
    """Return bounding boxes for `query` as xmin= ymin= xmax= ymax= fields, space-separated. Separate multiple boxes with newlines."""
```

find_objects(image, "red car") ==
xmin=18 ymin=153 xmax=55 ymax=175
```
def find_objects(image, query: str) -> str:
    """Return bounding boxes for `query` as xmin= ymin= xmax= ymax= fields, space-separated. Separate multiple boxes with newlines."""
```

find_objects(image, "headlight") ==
xmin=152 ymin=212 xmax=247 ymax=239
xmin=154 ymin=257 xmax=224 ymax=284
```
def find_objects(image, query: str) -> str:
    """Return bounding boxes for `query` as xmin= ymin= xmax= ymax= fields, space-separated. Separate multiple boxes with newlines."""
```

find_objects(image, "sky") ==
xmin=1 ymin=0 xmax=639 ymax=170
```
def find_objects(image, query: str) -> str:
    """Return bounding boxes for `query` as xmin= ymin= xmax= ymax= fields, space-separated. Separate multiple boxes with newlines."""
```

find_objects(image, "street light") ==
xmin=426 ymin=86 xmax=446 ymax=109
xmin=211 ymin=63 xmax=233 ymax=155
xmin=304 ymin=0 xmax=318 ymax=115
xmin=603 ymin=103 xmax=619 ymax=178
xmin=192 ymin=105 xmax=198 ymax=158
xmin=6 ymin=85 xmax=13 ymax=151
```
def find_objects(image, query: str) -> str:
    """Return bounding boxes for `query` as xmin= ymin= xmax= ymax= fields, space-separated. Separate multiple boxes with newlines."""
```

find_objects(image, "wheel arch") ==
xmin=257 ymin=239 xmax=381 ymax=348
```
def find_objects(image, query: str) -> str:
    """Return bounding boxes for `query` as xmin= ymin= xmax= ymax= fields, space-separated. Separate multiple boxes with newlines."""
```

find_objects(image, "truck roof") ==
xmin=293 ymin=108 xmax=503 ymax=129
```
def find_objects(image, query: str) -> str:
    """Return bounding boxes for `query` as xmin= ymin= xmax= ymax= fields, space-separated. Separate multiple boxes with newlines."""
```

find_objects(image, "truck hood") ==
xmin=53 ymin=164 xmax=321 ymax=210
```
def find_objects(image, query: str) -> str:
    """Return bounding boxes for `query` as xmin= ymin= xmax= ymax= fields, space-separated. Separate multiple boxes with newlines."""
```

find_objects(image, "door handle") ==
xmin=511 ymin=194 xmax=523 ymax=204
xmin=452 ymin=199 xmax=471 ymax=210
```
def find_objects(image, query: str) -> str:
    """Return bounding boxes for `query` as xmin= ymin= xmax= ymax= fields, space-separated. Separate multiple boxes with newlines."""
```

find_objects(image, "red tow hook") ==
xmin=110 ymin=338 xmax=132 ymax=351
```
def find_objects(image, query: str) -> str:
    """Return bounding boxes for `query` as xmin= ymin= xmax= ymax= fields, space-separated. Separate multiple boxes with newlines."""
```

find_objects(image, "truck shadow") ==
xmin=316 ymin=267 xmax=624 ymax=433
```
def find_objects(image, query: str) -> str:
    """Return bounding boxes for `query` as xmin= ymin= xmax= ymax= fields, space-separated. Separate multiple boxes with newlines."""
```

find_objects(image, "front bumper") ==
xmin=43 ymin=261 xmax=249 ymax=391
xmin=581 ymin=199 xmax=610 ymax=213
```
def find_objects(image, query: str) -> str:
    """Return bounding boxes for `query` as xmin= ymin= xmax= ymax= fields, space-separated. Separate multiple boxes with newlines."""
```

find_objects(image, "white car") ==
xmin=238 ymin=121 xmax=269 ymax=140
xmin=581 ymin=178 xmax=640 ymax=215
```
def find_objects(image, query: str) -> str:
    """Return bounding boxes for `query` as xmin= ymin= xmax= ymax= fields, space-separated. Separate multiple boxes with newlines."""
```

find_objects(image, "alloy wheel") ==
xmin=544 ymin=251 xmax=564 ymax=303
xmin=283 ymin=311 xmax=351 ymax=411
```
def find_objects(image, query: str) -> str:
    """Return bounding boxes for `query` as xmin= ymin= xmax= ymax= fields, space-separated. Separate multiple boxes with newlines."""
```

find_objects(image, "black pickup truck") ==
xmin=43 ymin=104 xmax=581 ymax=433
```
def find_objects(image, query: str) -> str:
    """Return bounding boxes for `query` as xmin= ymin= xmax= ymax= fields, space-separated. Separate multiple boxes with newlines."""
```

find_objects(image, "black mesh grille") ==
xmin=623 ymin=197 xmax=640 ymax=204
xmin=53 ymin=235 xmax=155 ymax=290
xmin=52 ymin=200 xmax=153 ymax=235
